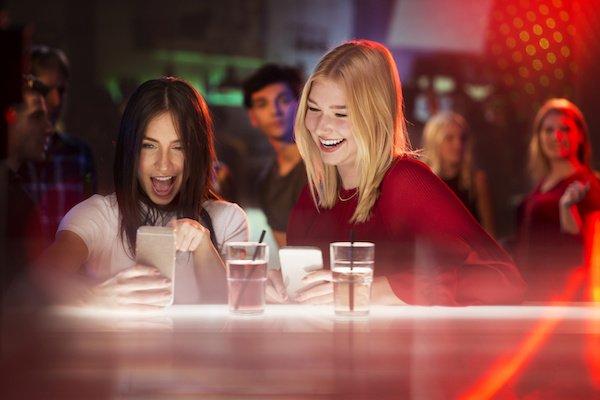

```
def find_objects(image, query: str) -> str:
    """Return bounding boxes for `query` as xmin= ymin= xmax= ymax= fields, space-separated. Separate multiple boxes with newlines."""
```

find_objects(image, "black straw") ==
xmin=234 ymin=230 xmax=266 ymax=310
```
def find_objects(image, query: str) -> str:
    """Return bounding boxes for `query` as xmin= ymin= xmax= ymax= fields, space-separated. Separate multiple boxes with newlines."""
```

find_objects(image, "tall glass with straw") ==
xmin=225 ymin=231 xmax=268 ymax=315
xmin=330 ymin=241 xmax=374 ymax=316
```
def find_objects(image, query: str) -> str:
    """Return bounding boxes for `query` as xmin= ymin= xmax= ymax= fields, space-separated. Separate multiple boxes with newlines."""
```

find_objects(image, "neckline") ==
xmin=537 ymin=168 xmax=586 ymax=194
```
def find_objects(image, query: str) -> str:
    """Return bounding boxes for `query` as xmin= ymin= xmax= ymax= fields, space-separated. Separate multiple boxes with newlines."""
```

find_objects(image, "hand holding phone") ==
xmin=278 ymin=246 xmax=323 ymax=298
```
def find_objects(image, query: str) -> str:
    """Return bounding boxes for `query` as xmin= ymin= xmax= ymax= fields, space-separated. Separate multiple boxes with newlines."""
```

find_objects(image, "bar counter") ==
xmin=2 ymin=304 xmax=600 ymax=398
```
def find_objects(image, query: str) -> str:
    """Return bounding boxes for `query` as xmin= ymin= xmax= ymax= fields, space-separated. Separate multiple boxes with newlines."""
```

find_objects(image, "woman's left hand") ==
xmin=168 ymin=218 xmax=209 ymax=252
xmin=294 ymin=270 xmax=334 ymax=304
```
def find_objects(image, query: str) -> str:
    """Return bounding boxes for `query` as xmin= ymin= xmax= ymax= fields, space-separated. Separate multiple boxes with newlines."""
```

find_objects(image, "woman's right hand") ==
xmin=91 ymin=264 xmax=172 ymax=309
xmin=560 ymin=180 xmax=590 ymax=208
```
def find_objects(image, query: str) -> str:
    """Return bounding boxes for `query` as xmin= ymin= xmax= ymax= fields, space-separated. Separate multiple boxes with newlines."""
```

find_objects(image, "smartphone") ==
xmin=136 ymin=226 xmax=176 ymax=303
xmin=278 ymin=246 xmax=323 ymax=297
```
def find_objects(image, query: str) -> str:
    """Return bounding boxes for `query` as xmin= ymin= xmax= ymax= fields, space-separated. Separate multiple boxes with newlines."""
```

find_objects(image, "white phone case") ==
xmin=279 ymin=246 xmax=323 ymax=296
xmin=136 ymin=226 xmax=176 ymax=304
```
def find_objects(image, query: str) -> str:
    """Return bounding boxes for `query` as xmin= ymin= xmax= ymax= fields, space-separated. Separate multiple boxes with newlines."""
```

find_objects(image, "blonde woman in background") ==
xmin=516 ymin=98 xmax=600 ymax=300
xmin=422 ymin=111 xmax=495 ymax=236
xmin=282 ymin=39 xmax=525 ymax=306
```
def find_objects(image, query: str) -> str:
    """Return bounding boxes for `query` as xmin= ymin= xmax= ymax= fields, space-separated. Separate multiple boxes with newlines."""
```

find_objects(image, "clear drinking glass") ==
xmin=225 ymin=242 xmax=269 ymax=315
xmin=330 ymin=242 xmax=374 ymax=316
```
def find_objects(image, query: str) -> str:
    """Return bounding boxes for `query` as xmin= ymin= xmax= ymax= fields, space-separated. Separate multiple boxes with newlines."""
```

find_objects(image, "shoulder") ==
xmin=381 ymin=156 xmax=439 ymax=190
xmin=69 ymin=193 xmax=116 ymax=215
xmin=203 ymin=199 xmax=248 ymax=225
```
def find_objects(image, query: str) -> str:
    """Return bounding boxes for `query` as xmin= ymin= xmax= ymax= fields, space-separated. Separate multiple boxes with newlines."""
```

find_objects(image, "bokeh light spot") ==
xmin=513 ymin=51 xmax=524 ymax=62
xmin=525 ymin=82 xmax=535 ymax=94
xmin=519 ymin=66 xmax=530 ymax=78
xmin=513 ymin=17 xmax=524 ymax=29
xmin=553 ymin=31 xmax=563 ymax=43
xmin=554 ymin=68 xmax=564 ymax=79
xmin=526 ymin=45 xmax=536 ymax=56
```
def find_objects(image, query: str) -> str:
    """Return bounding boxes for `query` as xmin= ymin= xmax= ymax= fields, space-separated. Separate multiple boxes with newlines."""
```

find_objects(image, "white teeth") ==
xmin=153 ymin=176 xmax=173 ymax=181
xmin=320 ymin=138 xmax=344 ymax=147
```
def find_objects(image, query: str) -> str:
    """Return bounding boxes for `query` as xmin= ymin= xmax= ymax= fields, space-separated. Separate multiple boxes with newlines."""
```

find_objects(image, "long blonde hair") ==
xmin=528 ymin=98 xmax=591 ymax=182
xmin=294 ymin=39 xmax=411 ymax=223
xmin=422 ymin=111 xmax=473 ymax=191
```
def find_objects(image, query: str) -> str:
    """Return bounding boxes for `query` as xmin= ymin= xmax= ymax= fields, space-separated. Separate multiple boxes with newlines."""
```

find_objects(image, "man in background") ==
xmin=242 ymin=64 xmax=307 ymax=247
xmin=19 ymin=45 xmax=96 ymax=242
xmin=1 ymin=76 xmax=52 ymax=294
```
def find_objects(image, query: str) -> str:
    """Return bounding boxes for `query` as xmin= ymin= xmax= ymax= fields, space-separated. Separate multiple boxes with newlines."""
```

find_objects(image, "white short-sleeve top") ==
xmin=58 ymin=194 xmax=249 ymax=303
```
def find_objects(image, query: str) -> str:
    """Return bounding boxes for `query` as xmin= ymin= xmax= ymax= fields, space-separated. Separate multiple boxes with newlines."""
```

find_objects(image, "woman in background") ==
xmin=35 ymin=77 xmax=248 ymax=307
xmin=285 ymin=40 xmax=525 ymax=306
xmin=422 ymin=111 xmax=495 ymax=236
xmin=516 ymin=98 xmax=600 ymax=301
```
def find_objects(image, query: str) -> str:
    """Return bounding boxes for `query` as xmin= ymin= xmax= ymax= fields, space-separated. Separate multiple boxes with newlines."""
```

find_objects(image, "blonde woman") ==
xmin=285 ymin=40 xmax=525 ymax=305
xmin=516 ymin=98 xmax=600 ymax=300
xmin=422 ymin=111 xmax=495 ymax=236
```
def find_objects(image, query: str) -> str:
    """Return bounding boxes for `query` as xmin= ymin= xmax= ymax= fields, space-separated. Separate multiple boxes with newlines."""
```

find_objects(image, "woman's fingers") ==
xmin=118 ymin=288 xmax=173 ymax=306
xmin=301 ymin=270 xmax=333 ymax=285
xmin=94 ymin=265 xmax=172 ymax=308
xmin=295 ymin=282 xmax=333 ymax=303
xmin=172 ymin=218 xmax=207 ymax=252
xmin=115 ymin=274 xmax=171 ymax=292
xmin=301 ymin=293 xmax=334 ymax=305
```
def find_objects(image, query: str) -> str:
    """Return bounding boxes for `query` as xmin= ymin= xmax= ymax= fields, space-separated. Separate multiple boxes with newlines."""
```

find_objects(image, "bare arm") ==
xmin=474 ymin=170 xmax=496 ymax=237
xmin=32 ymin=230 xmax=92 ymax=304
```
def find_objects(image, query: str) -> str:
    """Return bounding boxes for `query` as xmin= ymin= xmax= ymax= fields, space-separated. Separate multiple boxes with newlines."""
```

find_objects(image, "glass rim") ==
xmin=330 ymin=241 xmax=374 ymax=248
xmin=225 ymin=241 xmax=268 ymax=248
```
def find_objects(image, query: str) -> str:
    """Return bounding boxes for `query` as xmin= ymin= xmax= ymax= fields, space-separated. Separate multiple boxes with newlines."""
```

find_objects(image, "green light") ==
xmin=153 ymin=50 xmax=262 ymax=69
xmin=105 ymin=77 xmax=122 ymax=103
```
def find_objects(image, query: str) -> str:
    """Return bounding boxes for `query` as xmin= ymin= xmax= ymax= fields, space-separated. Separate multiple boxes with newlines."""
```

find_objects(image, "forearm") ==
xmin=371 ymin=276 xmax=406 ymax=305
xmin=560 ymin=204 xmax=582 ymax=234
xmin=31 ymin=232 xmax=92 ymax=305
xmin=31 ymin=256 xmax=93 ymax=305
xmin=193 ymin=239 xmax=228 ymax=303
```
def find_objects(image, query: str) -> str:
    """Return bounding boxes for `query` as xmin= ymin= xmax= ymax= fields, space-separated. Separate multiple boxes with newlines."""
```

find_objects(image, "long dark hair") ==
xmin=114 ymin=77 xmax=219 ymax=255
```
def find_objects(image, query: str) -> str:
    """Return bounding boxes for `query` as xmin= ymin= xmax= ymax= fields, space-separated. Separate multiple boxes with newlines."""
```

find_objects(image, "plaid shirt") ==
xmin=19 ymin=132 xmax=96 ymax=241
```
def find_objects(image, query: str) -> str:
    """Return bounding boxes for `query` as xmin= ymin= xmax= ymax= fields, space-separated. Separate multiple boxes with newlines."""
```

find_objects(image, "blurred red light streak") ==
xmin=459 ymin=268 xmax=585 ymax=400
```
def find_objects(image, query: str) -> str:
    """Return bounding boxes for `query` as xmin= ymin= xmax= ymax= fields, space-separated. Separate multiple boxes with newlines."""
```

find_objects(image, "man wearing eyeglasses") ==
xmin=18 ymin=45 xmax=97 ymax=242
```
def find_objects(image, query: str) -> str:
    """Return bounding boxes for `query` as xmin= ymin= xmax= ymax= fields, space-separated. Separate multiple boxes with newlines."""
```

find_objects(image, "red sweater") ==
xmin=287 ymin=157 xmax=526 ymax=305
xmin=516 ymin=168 xmax=600 ymax=300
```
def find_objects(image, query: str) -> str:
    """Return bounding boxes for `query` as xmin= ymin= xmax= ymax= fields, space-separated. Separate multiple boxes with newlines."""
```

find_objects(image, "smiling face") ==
xmin=304 ymin=78 xmax=357 ymax=169
xmin=539 ymin=111 xmax=582 ymax=162
xmin=137 ymin=112 xmax=185 ymax=205
xmin=438 ymin=123 xmax=467 ymax=167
